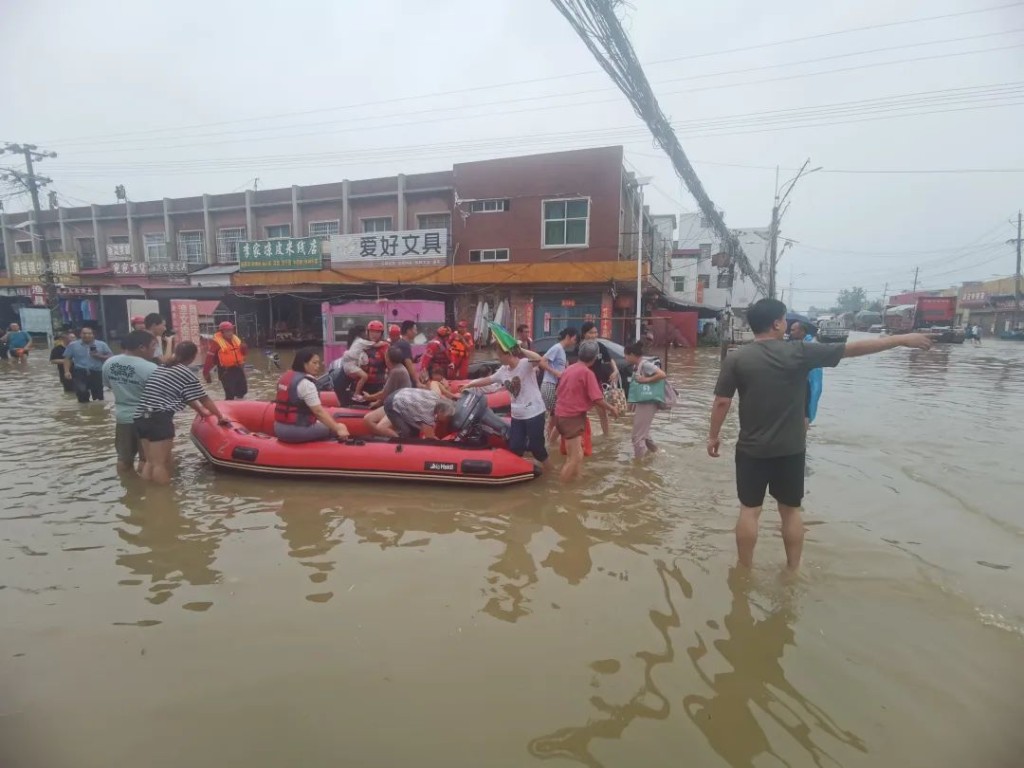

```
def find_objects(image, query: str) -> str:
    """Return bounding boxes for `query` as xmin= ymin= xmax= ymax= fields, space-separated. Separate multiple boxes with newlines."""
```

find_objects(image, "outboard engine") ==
xmin=452 ymin=390 xmax=509 ymax=445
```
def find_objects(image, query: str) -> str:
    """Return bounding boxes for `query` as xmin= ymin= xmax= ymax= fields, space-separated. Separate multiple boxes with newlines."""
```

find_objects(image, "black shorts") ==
xmin=134 ymin=411 xmax=176 ymax=442
xmin=735 ymin=451 xmax=805 ymax=508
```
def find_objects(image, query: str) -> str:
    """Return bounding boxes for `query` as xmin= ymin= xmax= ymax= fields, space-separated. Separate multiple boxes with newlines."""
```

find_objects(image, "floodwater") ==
xmin=2 ymin=338 xmax=1023 ymax=768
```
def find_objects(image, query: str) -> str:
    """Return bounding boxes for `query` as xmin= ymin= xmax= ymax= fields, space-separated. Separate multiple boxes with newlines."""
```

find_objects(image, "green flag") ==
xmin=487 ymin=321 xmax=518 ymax=352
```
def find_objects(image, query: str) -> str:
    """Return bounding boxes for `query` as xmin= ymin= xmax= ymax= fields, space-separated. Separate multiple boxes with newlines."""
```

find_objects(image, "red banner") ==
xmin=600 ymin=295 xmax=612 ymax=338
xmin=171 ymin=299 xmax=201 ymax=345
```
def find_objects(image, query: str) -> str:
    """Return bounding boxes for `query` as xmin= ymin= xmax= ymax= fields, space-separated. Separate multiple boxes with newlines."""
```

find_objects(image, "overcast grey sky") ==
xmin=3 ymin=0 xmax=1022 ymax=306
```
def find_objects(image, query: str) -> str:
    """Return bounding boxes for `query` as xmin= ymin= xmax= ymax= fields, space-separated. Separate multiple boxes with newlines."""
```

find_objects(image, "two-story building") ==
xmin=1 ymin=146 xmax=673 ymax=343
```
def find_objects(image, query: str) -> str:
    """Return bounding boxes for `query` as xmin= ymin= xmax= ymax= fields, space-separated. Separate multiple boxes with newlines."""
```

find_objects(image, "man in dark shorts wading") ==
xmin=707 ymin=298 xmax=934 ymax=570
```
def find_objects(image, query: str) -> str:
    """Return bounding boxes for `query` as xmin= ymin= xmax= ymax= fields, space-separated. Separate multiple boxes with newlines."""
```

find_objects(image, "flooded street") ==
xmin=2 ymin=339 xmax=1023 ymax=768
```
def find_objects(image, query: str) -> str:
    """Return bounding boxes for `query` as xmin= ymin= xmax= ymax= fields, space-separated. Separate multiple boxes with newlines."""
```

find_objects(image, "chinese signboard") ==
xmin=238 ymin=237 xmax=322 ymax=271
xmin=8 ymin=252 xmax=79 ymax=280
xmin=111 ymin=261 xmax=188 ymax=276
xmin=330 ymin=229 xmax=448 ymax=268
xmin=106 ymin=242 xmax=132 ymax=262
xmin=171 ymin=300 xmax=202 ymax=345
xmin=960 ymin=291 xmax=989 ymax=307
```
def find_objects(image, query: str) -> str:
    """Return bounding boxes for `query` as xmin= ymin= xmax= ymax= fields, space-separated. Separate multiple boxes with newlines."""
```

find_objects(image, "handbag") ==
xmin=627 ymin=378 xmax=666 ymax=404
xmin=658 ymin=380 xmax=678 ymax=411
xmin=603 ymin=381 xmax=627 ymax=412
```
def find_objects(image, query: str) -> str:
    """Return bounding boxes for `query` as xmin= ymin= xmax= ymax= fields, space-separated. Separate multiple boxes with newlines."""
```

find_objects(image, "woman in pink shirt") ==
xmin=554 ymin=341 xmax=620 ymax=482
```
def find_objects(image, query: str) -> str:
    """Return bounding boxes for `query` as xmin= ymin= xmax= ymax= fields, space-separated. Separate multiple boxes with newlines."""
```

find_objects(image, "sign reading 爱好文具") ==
xmin=238 ymin=237 xmax=323 ymax=272
xmin=330 ymin=229 xmax=448 ymax=268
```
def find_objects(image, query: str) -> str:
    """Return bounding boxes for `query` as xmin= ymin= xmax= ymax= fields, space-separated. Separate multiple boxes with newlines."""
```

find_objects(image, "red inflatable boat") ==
xmin=190 ymin=398 xmax=538 ymax=486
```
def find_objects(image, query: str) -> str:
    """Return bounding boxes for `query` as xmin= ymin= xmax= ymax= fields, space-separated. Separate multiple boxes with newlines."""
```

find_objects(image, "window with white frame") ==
xmin=217 ymin=227 xmax=246 ymax=263
xmin=698 ymin=274 xmax=711 ymax=288
xmin=543 ymin=198 xmax=589 ymax=247
xmin=699 ymin=243 xmax=712 ymax=260
xmin=417 ymin=213 xmax=451 ymax=231
xmin=143 ymin=233 xmax=167 ymax=262
xmin=469 ymin=248 xmax=509 ymax=263
xmin=308 ymin=220 xmax=340 ymax=238
xmin=361 ymin=217 xmax=392 ymax=233
xmin=716 ymin=271 xmax=733 ymax=289
xmin=266 ymin=224 xmax=291 ymax=240
xmin=672 ymin=276 xmax=686 ymax=293
xmin=468 ymin=199 xmax=508 ymax=214
xmin=177 ymin=231 xmax=205 ymax=264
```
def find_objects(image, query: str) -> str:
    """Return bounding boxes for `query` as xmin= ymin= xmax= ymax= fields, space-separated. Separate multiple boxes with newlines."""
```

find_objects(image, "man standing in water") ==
xmin=203 ymin=321 xmax=248 ymax=400
xmin=708 ymin=299 xmax=934 ymax=570
xmin=103 ymin=330 xmax=159 ymax=472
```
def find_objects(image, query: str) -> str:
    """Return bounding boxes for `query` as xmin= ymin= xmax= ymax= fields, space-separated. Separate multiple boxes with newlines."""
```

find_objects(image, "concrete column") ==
xmin=126 ymin=201 xmax=136 ymax=262
xmin=245 ymin=190 xmax=254 ymax=241
xmin=397 ymin=174 xmax=406 ymax=230
xmin=163 ymin=198 xmax=173 ymax=262
xmin=92 ymin=204 xmax=104 ymax=267
xmin=292 ymin=185 xmax=300 ymax=237
xmin=342 ymin=179 xmax=351 ymax=234
xmin=1 ymin=212 xmax=15 ymax=269
xmin=203 ymin=194 xmax=215 ymax=265
xmin=58 ymin=207 xmax=68 ymax=252
xmin=27 ymin=218 xmax=38 ymax=254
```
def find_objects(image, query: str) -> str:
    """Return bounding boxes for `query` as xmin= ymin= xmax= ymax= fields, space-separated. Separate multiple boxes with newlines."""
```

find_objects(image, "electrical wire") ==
xmin=37 ymin=1 xmax=1024 ymax=146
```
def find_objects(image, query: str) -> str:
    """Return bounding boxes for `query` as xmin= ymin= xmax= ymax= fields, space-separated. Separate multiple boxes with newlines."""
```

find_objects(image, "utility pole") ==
xmin=768 ymin=160 xmax=819 ymax=300
xmin=1 ymin=143 xmax=58 ymax=309
xmin=1015 ymin=210 xmax=1022 ymax=328
xmin=912 ymin=267 xmax=919 ymax=294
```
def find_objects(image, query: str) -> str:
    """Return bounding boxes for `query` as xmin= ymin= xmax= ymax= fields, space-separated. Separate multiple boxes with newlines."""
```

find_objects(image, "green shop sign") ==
xmin=238 ymin=237 xmax=323 ymax=271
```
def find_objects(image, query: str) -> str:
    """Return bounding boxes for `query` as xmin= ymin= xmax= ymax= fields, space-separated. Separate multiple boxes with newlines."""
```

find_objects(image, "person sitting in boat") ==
xmin=364 ymin=387 xmax=455 ymax=439
xmin=420 ymin=326 xmax=452 ymax=378
xmin=275 ymin=348 xmax=350 ymax=444
xmin=364 ymin=321 xmax=391 ymax=396
xmin=365 ymin=346 xmax=413 ymax=407
xmin=789 ymin=320 xmax=823 ymax=427
xmin=428 ymin=365 xmax=459 ymax=400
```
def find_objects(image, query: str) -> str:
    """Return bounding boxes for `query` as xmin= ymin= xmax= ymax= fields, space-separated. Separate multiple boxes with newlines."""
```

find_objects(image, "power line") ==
xmin=38 ymin=0 xmax=1024 ymax=147
xmin=46 ymin=29 xmax=1024 ymax=152
xmin=47 ymin=44 xmax=1024 ymax=156
xmin=43 ymin=81 xmax=1024 ymax=178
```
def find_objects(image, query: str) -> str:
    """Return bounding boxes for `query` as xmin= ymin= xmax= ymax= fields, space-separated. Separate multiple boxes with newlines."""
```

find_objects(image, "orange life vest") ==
xmin=213 ymin=332 xmax=245 ymax=368
xmin=448 ymin=336 xmax=468 ymax=365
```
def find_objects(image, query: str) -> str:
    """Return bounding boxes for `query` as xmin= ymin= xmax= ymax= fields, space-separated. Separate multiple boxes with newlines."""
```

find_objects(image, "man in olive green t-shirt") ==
xmin=708 ymin=299 xmax=934 ymax=570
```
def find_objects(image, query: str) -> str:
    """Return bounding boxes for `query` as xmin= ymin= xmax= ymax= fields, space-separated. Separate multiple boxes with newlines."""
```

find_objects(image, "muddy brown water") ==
xmin=2 ymin=339 xmax=1023 ymax=767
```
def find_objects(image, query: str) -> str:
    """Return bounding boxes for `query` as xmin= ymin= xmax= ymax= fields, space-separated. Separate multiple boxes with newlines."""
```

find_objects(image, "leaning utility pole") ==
xmin=1 ymin=143 xmax=58 ymax=308
xmin=912 ymin=266 xmax=919 ymax=294
xmin=549 ymin=0 xmax=766 ymax=295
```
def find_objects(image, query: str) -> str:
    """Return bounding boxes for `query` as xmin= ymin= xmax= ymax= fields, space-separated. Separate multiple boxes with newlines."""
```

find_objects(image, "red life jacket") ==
xmin=274 ymin=370 xmax=317 ymax=427
xmin=421 ymin=339 xmax=450 ymax=372
xmin=365 ymin=342 xmax=389 ymax=387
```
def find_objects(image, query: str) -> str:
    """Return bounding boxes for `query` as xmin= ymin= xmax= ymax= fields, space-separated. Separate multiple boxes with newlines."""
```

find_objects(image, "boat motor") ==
xmin=452 ymin=390 xmax=509 ymax=444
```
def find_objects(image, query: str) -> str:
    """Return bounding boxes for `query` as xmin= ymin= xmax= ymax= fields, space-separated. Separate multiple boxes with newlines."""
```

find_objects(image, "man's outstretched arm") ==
xmin=843 ymin=332 xmax=933 ymax=358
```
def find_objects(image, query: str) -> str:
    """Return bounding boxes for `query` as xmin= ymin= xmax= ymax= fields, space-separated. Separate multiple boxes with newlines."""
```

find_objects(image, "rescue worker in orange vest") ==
xmin=274 ymin=348 xmax=349 ymax=443
xmin=203 ymin=321 xmax=248 ymax=400
xmin=454 ymin=320 xmax=475 ymax=380
xmin=419 ymin=325 xmax=452 ymax=381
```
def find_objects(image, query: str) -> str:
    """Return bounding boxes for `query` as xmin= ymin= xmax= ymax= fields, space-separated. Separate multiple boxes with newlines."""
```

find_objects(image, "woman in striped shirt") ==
xmin=134 ymin=342 xmax=229 ymax=485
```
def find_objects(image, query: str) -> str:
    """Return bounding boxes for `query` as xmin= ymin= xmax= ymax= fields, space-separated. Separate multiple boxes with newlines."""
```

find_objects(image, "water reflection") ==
xmin=683 ymin=569 xmax=866 ymax=767
xmin=528 ymin=559 xmax=688 ymax=767
xmin=115 ymin=479 xmax=224 ymax=605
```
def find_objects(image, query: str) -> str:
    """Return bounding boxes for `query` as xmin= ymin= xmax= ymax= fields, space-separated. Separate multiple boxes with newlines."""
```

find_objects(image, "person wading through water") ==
xmin=708 ymin=298 xmax=934 ymax=570
xmin=203 ymin=321 xmax=248 ymax=400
